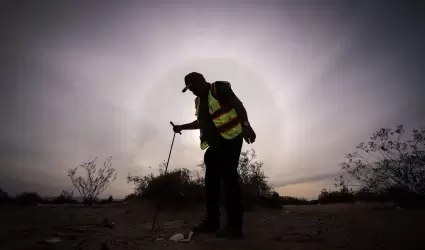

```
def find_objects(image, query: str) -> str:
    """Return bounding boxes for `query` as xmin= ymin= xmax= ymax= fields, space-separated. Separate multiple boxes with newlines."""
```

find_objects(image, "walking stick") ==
xmin=151 ymin=121 xmax=181 ymax=233
xmin=164 ymin=121 xmax=181 ymax=173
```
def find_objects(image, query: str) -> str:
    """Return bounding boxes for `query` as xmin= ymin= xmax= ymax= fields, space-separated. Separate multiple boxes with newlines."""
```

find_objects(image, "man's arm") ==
xmin=228 ymin=96 xmax=249 ymax=124
xmin=173 ymin=120 xmax=199 ymax=133
xmin=215 ymin=82 xmax=256 ymax=143
xmin=181 ymin=120 xmax=200 ymax=130
xmin=215 ymin=82 xmax=249 ymax=124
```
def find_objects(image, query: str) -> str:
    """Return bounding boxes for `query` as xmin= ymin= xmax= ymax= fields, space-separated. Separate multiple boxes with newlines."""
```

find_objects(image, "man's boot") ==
xmin=215 ymin=225 xmax=244 ymax=239
xmin=193 ymin=218 xmax=220 ymax=234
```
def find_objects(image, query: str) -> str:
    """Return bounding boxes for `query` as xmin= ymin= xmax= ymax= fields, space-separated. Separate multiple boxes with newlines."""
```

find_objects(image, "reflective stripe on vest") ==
xmin=195 ymin=83 xmax=242 ymax=149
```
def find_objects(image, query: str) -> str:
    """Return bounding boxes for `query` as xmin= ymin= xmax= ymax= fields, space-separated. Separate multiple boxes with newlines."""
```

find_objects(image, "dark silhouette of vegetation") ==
xmin=238 ymin=151 xmax=279 ymax=209
xmin=51 ymin=190 xmax=78 ymax=204
xmin=0 ymin=188 xmax=121 ymax=206
xmin=238 ymin=149 xmax=272 ymax=197
xmin=127 ymin=149 xmax=284 ymax=210
xmin=252 ymin=191 xmax=285 ymax=209
xmin=0 ymin=188 xmax=11 ymax=204
xmin=318 ymin=188 xmax=356 ymax=204
xmin=68 ymin=156 xmax=117 ymax=205
xmin=201 ymin=149 xmax=282 ymax=210
xmin=124 ymin=193 xmax=138 ymax=202
xmin=280 ymin=196 xmax=317 ymax=205
xmin=11 ymin=125 xmax=423 ymax=208
xmin=95 ymin=195 xmax=117 ymax=204
xmin=1 ymin=157 xmax=119 ymax=207
xmin=127 ymin=164 xmax=205 ymax=209
xmin=341 ymin=125 xmax=425 ymax=193
xmin=318 ymin=175 xmax=355 ymax=204
xmin=14 ymin=192 xmax=47 ymax=205
xmin=384 ymin=184 xmax=425 ymax=209
xmin=322 ymin=125 xmax=425 ymax=207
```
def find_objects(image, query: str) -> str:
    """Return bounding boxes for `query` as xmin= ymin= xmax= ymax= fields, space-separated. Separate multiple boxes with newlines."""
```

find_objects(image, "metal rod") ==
xmin=164 ymin=132 xmax=176 ymax=174
xmin=151 ymin=203 xmax=160 ymax=233
xmin=151 ymin=121 xmax=180 ymax=233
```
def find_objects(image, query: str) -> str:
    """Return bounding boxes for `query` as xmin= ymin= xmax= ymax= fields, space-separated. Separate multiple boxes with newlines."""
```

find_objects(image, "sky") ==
xmin=1 ymin=0 xmax=424 ymax=199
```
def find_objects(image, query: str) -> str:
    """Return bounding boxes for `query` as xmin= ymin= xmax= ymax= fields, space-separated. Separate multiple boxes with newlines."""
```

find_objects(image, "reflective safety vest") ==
xmin=195 ymin=82 xmax=242 ymax=150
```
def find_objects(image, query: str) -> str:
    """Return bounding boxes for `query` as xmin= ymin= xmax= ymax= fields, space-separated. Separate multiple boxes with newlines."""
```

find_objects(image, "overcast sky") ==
xmin=1 ymin=0 xmax=424 ymax=199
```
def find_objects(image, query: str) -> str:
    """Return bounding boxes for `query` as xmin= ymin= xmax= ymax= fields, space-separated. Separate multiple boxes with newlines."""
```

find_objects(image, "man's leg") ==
xmin=217 ymin=135 xmax=244 ymax=237
xmin=194 ymin=146 xmax=221 ymax=233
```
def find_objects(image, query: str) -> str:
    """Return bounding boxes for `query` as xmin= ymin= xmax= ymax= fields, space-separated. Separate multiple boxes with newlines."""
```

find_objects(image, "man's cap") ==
xmin=182 ymin=83 xmax=192 ymax=93
xmin=182 ymin=72 xmax=205 ymax=93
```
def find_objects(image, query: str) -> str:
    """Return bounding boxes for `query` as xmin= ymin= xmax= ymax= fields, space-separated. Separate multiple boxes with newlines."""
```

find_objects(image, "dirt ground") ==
xmin=0 ymin=202 xmax=424 ymax=250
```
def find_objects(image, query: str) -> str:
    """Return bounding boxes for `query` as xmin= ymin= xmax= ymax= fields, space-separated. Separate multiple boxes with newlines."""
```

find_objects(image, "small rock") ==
xmin=45 ymin=237 xmax=61 ymax=244
xmin=102 ymin=219 xmax=115 ymax=228
xmin=169 ymin=233 xmax=185 ymax=242
xmin=180 ymin=231 xmax=194 ymax=242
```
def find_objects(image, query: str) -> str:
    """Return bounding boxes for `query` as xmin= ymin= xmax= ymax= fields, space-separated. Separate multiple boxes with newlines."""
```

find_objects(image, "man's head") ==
xmin=182 ymin=72 xmax=209 ymax=96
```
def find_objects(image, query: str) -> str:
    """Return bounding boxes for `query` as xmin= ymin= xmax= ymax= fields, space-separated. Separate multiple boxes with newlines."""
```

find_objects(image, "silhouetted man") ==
xmin=173 ymin=72 xmax=256 ymax=238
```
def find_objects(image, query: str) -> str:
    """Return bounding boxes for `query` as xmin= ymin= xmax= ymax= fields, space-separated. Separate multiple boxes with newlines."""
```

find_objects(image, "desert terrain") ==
xmin=1 ymin=202 xmax=424 ymax=250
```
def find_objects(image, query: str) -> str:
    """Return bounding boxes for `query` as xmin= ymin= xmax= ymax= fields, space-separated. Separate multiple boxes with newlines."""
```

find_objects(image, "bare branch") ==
xmin=67 ymin=156 xmax=117 ymax=201
xmin=340 ymin=125 xmax=425 ymax=194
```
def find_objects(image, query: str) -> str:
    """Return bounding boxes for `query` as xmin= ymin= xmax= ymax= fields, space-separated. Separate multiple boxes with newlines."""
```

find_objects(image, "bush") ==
xmin=340 ymin=125 xmax=425 ymax=195
xmin=68 ymin=156 xmax=117 ymax=203
xmin=127 ymin=149 xmax=286 ymax=210
xmin=124 ymin=193 xmax=138 ymax=202
xmin=97 ymin=195 xmax=116 ymax=204
xmin=256 ymin=191 xmax=283 ymax=209
xmin=317 ymin=184 xmax=425 ymax=206
xmin=280 ymin=196 xmax=312 ymax=205
xmin=352 ymin=188 xmax=387 ymax=202
xmin=0 ymin=188 xmax=11 ymax=204
xmin=83 ymin=198 xmax=100 ymax=206
xmin=127 ymin=168 xmax=204 ymax=208
xmin=51 ymin=190 xmax=78 ymax=204
xmin=240 ymin=182 xmax=256 ymax=211
xmin=241 ymin=185 xmax=282 ymax=210
xmin=318 ymin=188 xmax=356 ymax=204
xmin=310 ymin=200 xmax=319 ymax=205
xmin=237 ymin=149 xmax=272 ymax=198
xmin=327 ymin=125 xmax=425 ymax=208
xmin=385 ymin=185 xmax=425 ymax=209
xmin=14 ymin=192 xmax=46 ymax=205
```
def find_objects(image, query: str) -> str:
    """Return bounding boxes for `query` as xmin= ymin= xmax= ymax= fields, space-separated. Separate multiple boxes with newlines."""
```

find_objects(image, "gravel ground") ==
xmin=1 ymin=202 xmax=424 ymax=250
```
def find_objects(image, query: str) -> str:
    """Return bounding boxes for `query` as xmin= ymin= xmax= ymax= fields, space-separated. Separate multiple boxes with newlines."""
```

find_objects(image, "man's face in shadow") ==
xmin=185 ymin=79 xmax=205 ymax=97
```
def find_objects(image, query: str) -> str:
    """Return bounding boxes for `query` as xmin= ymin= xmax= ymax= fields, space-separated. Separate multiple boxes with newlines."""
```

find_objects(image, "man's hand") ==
xmin=173 ymin=125 xmax=183 ymax=134
xmin=242 ymin=125 xmax=256 ymax=144
xmin=173 ymin=120 xmax=200 ymax=133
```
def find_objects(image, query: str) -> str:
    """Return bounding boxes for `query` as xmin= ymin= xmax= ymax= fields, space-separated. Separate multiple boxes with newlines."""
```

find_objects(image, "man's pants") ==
xmin=204 ymin=135 xmax=243 ymax=229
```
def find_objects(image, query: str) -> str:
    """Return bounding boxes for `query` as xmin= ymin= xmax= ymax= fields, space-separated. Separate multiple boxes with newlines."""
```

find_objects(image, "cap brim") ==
xmin=182 ymin=82 xmax=193 ymax=93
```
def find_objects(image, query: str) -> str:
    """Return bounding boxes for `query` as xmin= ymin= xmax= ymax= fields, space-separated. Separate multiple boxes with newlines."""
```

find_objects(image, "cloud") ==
xmin=272 ymin=171 xmax=341 ymax=188
xmin=276 ymin=179 xmax=335 ymax=200
xmin=1 ymin=0 xmax=424 ymax=199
